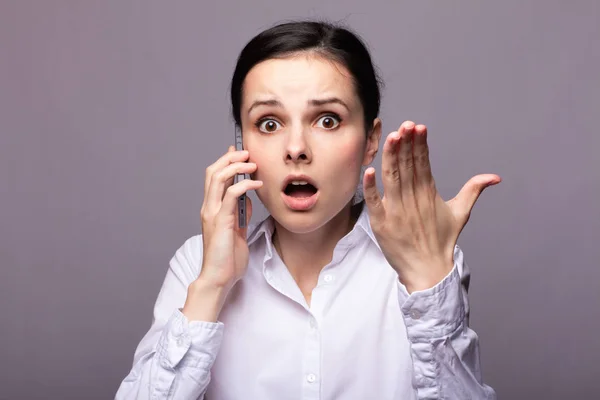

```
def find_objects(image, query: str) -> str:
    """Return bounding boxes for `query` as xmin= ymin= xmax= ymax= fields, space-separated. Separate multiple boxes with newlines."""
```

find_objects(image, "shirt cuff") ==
xmin=156 ymin=309 xmax=224 ymax=370
xmin=397 ymin=263 xmax=466 ymax=342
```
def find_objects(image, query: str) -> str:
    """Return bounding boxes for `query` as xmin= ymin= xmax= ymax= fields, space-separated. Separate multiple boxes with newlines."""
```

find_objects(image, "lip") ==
xmin=281 ymin=174 xmax=319 ymax=191
xmin=281 ymin=190 xmax=320 ymax=211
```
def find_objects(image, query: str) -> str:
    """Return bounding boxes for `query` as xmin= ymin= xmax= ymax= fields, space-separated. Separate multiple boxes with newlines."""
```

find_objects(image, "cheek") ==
xmin=322 ymin=141 xmax=364 ymax=194
xmin=248 ymin=150 xmax=276 ymax=182
xmin=336 ymin=141 xmax=365 ymax=170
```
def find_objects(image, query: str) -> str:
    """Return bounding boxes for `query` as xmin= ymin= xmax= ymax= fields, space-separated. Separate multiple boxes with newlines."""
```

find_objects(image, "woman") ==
xmin=117 ymin=20 xmax=499 ymax=399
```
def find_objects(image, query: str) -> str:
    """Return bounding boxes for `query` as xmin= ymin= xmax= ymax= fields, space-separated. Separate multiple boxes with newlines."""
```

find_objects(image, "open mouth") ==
xmin=283 ymin=182 xmax=318 ymax=198
xmin=280 ymin=175 xmax=320 ymax=211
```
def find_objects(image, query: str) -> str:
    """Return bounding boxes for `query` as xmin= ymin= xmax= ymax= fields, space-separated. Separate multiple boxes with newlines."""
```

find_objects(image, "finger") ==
xmin=203 ymin=147 xmax=249 ymax=208
xmin=450 ymin=174 xmax=502 ymax=221
xmin=219 ymin=179 xmax=264 ymax=224
xmin=413 ymin=124 xmax=434 ymax=192
xmin=398 ymin=121 xmax=416 ymax=199
xmin=362 ymin=167 xmax=385 ymax=225
xmin=205 ymin=161 xmax=258 ymax=216
xmin=381 ymin=130 xmax=402 ymax=201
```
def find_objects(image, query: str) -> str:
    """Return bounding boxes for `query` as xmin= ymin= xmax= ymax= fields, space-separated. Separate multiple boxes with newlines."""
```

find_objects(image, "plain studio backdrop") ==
xmin=1 ymin=1 xmax=598 ymax=399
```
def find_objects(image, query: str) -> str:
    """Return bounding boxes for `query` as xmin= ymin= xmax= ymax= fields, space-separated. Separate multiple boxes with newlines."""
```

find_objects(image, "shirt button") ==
xmin=309 ymin=318 xmax=317 ymax=330
xmin=323 ymin=274 xmax=334 ymax=283
xmin=306 ymin=373 xmax=317 ymax=383
xmin=414 ymin=374 xmax=423 ymax=385
xmin=176 ymin=337 xmax=185 ymax=347
xmin=410 ymin=310 xmax=421 ymax=320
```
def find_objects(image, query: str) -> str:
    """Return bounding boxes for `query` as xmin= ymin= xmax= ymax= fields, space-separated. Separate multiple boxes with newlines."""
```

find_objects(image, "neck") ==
xmin=272 ymin=201 xmax=363 ymax=288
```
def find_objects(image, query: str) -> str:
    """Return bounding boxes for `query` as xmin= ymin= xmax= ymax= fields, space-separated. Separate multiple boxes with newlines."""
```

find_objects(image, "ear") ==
xmin=362 ymin=118 xmax=381 ymax=166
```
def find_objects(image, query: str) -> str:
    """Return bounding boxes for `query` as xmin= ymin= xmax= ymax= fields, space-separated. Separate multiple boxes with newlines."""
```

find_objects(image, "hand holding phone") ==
xmin=186 ymin=144 xmax=262 ymax=321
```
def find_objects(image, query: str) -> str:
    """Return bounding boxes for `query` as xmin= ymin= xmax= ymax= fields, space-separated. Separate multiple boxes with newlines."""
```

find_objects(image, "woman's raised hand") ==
xmin=362 ymin=121 xmax=501 ymax=293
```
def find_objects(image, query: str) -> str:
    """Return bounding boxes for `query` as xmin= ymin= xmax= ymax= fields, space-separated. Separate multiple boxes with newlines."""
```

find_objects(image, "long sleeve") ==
xmin=397 ymin=245 xmax=496 ymax=400
xmin=115 ymin=235 xmax=224 ymax=400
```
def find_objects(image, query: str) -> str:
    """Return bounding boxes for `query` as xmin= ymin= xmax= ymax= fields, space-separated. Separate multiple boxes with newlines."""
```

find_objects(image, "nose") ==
xmin=284 ymin=125 xmax=311 ymax=164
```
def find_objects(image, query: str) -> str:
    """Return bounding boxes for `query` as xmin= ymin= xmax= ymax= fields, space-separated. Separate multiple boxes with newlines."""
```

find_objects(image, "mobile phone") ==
xmin=234 ymin=127 xmax=248 ymax=228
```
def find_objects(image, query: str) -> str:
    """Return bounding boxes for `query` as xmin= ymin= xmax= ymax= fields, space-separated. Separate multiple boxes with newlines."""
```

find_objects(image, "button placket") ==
xmin=302 ymin=313 xmax=321 ymax=397
xmin=309 ymin=317 xmax=317 ymax=331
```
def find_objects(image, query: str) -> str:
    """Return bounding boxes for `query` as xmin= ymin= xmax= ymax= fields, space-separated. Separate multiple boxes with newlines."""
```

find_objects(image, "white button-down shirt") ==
xmin=116 ymin=203 xmax=496 ymax=399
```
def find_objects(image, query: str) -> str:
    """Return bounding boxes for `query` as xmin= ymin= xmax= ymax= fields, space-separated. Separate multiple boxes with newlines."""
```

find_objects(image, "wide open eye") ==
xmin=315 ymin=114 xmax=341 ymax=130
xmin=256 ymin=119 xmax=282 ymax=133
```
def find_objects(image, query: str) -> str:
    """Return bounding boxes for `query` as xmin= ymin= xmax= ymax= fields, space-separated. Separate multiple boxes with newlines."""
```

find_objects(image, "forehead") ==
xmin=241 ymin=54 xmax=358 ymax=108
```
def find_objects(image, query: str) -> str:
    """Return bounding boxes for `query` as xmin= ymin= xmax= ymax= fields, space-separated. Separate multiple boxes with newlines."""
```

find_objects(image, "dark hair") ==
xmin=230 ymin=20 xmax=383 ymax=135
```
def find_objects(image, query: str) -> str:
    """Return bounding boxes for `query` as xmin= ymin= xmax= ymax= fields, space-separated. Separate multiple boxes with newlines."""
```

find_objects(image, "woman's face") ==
xmin=241 ymin=53 xmax=380 ymax=234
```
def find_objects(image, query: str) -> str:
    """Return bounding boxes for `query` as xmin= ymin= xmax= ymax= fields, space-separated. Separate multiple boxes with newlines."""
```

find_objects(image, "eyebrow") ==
xmin=247 ymin=97 xmax=350 ymax=115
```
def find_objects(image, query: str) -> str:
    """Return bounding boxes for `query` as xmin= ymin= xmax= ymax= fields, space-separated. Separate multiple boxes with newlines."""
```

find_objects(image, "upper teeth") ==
xmin=290 ymin=181 xmax=308 ymax=185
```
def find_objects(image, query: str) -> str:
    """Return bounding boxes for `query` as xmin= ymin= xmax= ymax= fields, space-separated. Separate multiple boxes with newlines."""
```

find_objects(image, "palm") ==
xmin=362 ymin=121 xmax=501 ymax=291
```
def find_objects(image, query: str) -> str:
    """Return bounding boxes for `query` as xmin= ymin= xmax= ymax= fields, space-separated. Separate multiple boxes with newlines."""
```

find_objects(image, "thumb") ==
xmin=450 ymin=174 xmax=502 ymax=220
xmin=362 ymin=167 xmax=385 ymax=224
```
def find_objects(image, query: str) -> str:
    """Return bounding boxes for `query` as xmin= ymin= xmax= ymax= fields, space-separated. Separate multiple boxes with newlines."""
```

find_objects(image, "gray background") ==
xmin=1 ymin=1 xmax=598 ymax=399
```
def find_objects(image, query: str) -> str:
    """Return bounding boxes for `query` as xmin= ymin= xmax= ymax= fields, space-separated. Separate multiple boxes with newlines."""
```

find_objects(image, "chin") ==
xmin=268 ymin=196 xmax=353 ymax=235
xmin=273 ymin=211 xmax=329 ymax=234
